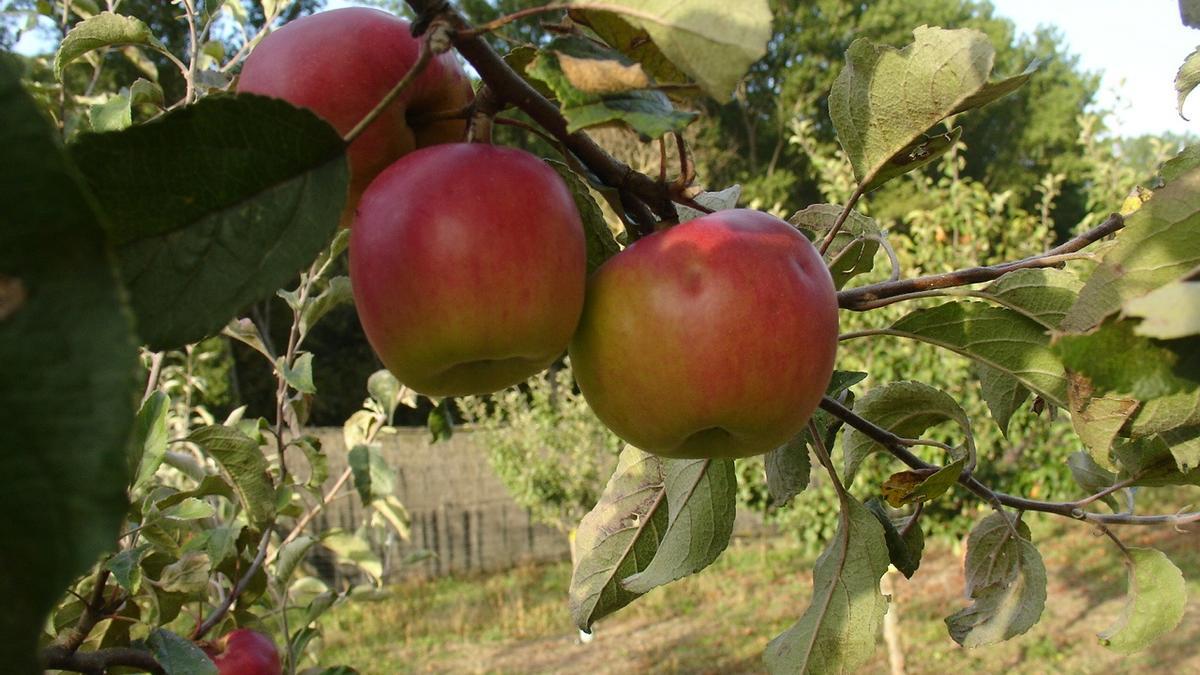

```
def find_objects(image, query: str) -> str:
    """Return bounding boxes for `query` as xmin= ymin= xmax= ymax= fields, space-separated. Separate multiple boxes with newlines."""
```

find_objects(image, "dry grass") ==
xmin=321 ymin=506 xmax=1200 ymax=674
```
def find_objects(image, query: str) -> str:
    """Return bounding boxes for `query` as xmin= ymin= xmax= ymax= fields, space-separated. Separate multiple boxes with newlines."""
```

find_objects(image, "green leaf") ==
xmin=1066 ymin=387 xmax=1138 ymax=469
xmin=843 ymin=381 xmax=974 ymax=482
xmin=974 ymin=267 xmax=1084 ymax=330
xmin=0 ymin=55 xmax=138 ymax=672
xmin=105 ymin=545 xmax=150 ymax=594
xmin=1062 ymin=166 xmax=1200 ymax=332
xmin=951 ymin=60 xmax=1039 ymax=114
xmin=763 ymin=497 xmax=890 ymax=674
xmin=788 ymin=204 xmax=882 ymax=289
xmin=428 ymin=398 xmax=454 ymax=443
xmin=147 ymin=627 xmax=219 ymax=675
xmin=1177 ymin=46 xmax=1200 ymax=118
xmin=366 ymin=369 xmax=406 ymax=424
xmin=1067 ymin=451 xmax=1121 ymax=511
xmin=129 ymin=390 xmax=170 ymax=492
xmin=348 ymin=444 xmax=394 ymax=504
xmin=572 ymin=0 xmax=772 ymax=102
xmin=1099 ymin=548 xmax=1188 ymax=653
xmin=276 ymin=535 xmax=316 ymax=585
xmin=1161 ymin=144 xmax=1200 ymax=184
xmin=187 ymin=425 xmax=276 ymax=528
xmin=69 ymin=94 xmax=349 ymax=350
xmin=90 ymin=91 xmax=132 ymax=132
xmin=299 ymin=276 xmax=353 ymax=338
xmin=570 ymin=446 xmax=669 ymax=631
xmin=765 ymin=434 xmax=810 ymax=508
xmin=973 ymin=363 xmax=1029 ymax=437
xmin=572 ymin=9 xmax=694 ymax=90
xmin=161 ymin=497 xmax=215 ymax=521
xmin=861 ymin=127 xmax=961 ymax=193
xmin=1123 ymin=279 xmax=1200 ymax=339
xmin=527 ymin=36 xmax=696 ymax=138
xmin=1113 ymin=435 xmax=1200 ymax=486
xmin=279 ymin=352 xmax=317 ymax=394
xmin=223 ymin=318 xmax=275 ymax=363
xmin=945 ymin=513 xmax=1046 ymax=647
xmin=1056 ymin=319 xmax=1199 ymax=401
xmin=158 ymin=551 xmax=211 ymax=594
xmin=547 ymin=160 xmax=620 ymax=275
xmin=1183 ymin=0 xmax=1200 ymax=28
xmin=864 ymin=498 xmax=924 ymax=578
xmin=620 ymin=458 xmax=735 ymax=593
xmin=54 ymin=11 xmax=168 ymax=80
xmin=885 ymin=301 xmax=1068 ymax=407
xmin=829 ymin=27 xmax=994 ymax=190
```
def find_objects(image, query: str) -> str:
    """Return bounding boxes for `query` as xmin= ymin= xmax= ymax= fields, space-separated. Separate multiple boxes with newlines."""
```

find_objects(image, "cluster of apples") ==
xmin=239 ymin=8 xmax=839 ymax=461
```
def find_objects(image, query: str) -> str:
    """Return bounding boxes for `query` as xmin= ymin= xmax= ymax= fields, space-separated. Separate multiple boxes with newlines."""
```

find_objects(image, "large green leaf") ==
xmin=569 ymin=446 xmax=668 ymax=631
xmin=0 ymin=55 xmax=138 ymax=672
xmin=1099 ymin=548 xmax=1188 ymax=653
xmin=972 ymin=267 xmax=1083 ymax=330
xmin=572 ymin=0 xmax=771 ymax=102
xmin=829 ymin=27 xmax=993 ymax=190
xmin=1056 ymin=319 xmax=1199 ymax=401
xmin=945 ymin=513 xmax=1046 ymax=647
xmin=527 ymin=36 xmax=696 ymax=138
xmin=763 ymin=497 xmax=890 ymax=674
xmin=620 ymin=458 xmax=736 ymax=593
xmin=54 ymin=11 xmax=169 ymax=80
xmin=187 ymin=425 xmax=276 ymax=529
xmin=1062 ymin=166 xmax=1200 ymax=332
xmin=69 ymin=94 xmax=348 ymax=349
xmin=843 ymin=381 xmax=974 ymax=482
xmin=884 ymin=301 xmax=1068 ymax=407
xmin=1123 ymin=279 xmax=1200 ymax=339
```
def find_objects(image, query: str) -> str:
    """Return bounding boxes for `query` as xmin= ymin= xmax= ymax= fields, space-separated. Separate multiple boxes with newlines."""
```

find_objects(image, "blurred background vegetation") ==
xmin=4 ymin=0 xmax=1191 ymax=548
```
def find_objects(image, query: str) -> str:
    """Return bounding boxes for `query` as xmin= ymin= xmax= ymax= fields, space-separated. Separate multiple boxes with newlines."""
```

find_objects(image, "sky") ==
xmin=989 ymin=0 xmax=1198 ymax=137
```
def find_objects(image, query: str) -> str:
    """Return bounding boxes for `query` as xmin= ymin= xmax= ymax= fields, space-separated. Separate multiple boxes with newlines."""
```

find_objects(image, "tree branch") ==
xmin=42 ymin=646 xmax=163 ymax=674
xmin=818 ymin=396 xmax=1200 ymax=528
xmin=191 ymin=528 xmax=273 ymax=640
xmin=838 ymin=213 xmax=1125 ymax=310
xmin=404 ymin=0 xmax=674 ymax=236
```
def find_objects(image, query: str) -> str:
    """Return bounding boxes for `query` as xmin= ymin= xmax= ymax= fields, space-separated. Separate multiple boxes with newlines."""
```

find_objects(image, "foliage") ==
xmin=459 ymin=362 xmax=622 ymax=535
xmin=6 ymin=0 xmax=1200 ymax=673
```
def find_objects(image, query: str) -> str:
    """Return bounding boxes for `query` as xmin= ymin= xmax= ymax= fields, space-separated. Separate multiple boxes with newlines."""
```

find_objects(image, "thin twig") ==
xmin=818 ymin=183 xmax=867 ymax=256
xmin=273 ymin=466 xmax=354 ymax=556
xmin=191 ymin=528 xmax=273 ymax=640
xmin=839 ymin=213 xmax=1124 ymax=310
xmin=819 ymin=396 xmax=1200 ymax=528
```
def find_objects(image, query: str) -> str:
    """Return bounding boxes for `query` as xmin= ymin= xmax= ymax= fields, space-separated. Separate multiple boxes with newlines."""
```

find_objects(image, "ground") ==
xmin=322 ymin=507 xmax=1200 ymax=674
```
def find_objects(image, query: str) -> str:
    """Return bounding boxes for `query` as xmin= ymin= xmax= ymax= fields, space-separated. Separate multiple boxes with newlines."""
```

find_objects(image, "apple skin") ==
xmin=569 ymin=209 xmax=839 ymax=459
xmin=204 ymin=629 xmax=281 ymax=675
xmin=238 ymin=7 xmax=473 ymax=226
xmin=350 ymin=143 xmax=586 ymax=397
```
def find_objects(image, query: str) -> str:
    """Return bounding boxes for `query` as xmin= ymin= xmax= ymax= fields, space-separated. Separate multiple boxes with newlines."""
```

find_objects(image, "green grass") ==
xmin=319 ymin=507 xmax=1200 ymax=674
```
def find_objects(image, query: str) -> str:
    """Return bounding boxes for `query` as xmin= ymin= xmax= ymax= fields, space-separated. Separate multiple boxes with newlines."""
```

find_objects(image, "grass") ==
xmin=320 ymin=502 xmax=1200 ymax=674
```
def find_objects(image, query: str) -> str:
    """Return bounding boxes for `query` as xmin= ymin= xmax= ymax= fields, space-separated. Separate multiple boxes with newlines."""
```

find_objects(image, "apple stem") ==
xmin=343 ymin=20 xmax=451 ymax=146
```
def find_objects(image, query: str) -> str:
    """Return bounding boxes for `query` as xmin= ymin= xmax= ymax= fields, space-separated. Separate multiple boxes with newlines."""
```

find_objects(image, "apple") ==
xmin=350 ymin=143 xmax=587 ymax=396
xmin=238 ymin=7 xmax=473 ymax=226
xmin=568 ymin=209 xmax=839 ymax=459
xmin=203 ymin=629 xmax=281 ymax=675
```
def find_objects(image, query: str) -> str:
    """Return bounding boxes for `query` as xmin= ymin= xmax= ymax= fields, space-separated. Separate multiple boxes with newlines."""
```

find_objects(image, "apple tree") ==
xmin=3 ymin=1 xmax=1199 ymax=674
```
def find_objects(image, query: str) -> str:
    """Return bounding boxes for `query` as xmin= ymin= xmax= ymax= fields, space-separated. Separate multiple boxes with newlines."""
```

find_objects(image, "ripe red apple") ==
xmin=350 ymin=143 xmax=586 ymax=396
xmin=238 ymin=7 xmax=473 ymax=226
xmin=203 ymin=629 xmax=281 ymax=675
xmin=569 ymin=209 xmax=839 ymax=459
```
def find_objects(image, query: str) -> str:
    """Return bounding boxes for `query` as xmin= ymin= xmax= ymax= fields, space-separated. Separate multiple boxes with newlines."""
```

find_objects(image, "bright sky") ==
xmin=990 ymin=0 xmax=1197 ymax=137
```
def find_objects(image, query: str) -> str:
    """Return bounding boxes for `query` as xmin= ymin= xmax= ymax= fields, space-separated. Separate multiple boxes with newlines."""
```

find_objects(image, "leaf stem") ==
xmin=191 ymin=528 xmax=272 ymax=640
xmin=818 ymin=183 xmax=866 ymax=256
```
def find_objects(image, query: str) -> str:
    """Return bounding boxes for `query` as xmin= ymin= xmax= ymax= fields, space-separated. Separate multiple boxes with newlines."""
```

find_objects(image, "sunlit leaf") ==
xmin=1099 ymin=548 xmax=1187 ymax=653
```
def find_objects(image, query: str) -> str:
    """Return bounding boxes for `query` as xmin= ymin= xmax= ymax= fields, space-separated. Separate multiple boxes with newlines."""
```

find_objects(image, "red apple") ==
xmin=204 ymin=629 xmax=281 ymax=675
xmin=569 ymin=209 xmax=839 ymax=459
xmin=238 ymin=7 xmax=473 ymax=226
xmin=350 ymin=143 xmax=586 ymax=396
